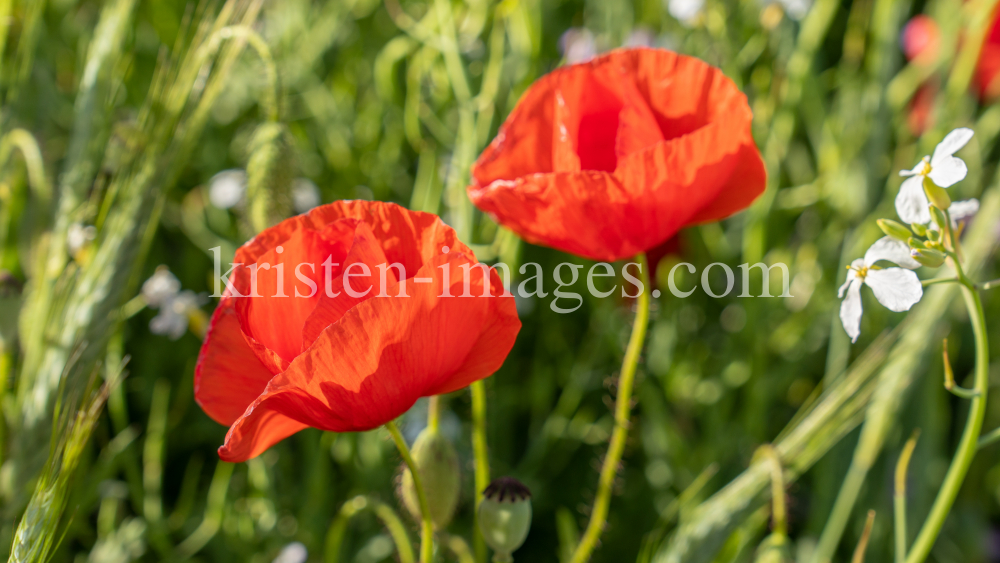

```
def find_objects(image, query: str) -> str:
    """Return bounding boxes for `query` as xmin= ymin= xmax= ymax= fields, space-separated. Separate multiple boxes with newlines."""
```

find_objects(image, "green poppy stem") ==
xmin=568 ymin=253 xmax=651 ymax=563
xmin=428 ymin=395 xmax=441 ymax=433
xmin=470 ymin=380 xmax=490 ymax=563
xmin=386 ymin=421 xmax=435 ymax=563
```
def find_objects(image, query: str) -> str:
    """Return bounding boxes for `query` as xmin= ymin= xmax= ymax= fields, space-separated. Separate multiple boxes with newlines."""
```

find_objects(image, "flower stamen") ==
xmin=919 ymin=156 xmax=932 ymax=176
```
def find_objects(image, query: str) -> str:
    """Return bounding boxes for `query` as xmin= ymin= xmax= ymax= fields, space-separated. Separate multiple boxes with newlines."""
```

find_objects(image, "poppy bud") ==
xmin=478 ymin=477 xmax=532 ymax=562
xmin=399 ymin=428 xmax=461 ymax=530
xmin=929 ymin=205 xmax=949 ymax=231
xmin=877 ymin=219 xmax=912 ymax=241
xmin=923 ymin=177 xmax=951 ymax=210
xmin=911 ymin=248 xmax=945 ymax=268
xmin=911 ymin=222 xmax=927 ymax=236
xmin=753 ymin=533 xmax=793 ymax=563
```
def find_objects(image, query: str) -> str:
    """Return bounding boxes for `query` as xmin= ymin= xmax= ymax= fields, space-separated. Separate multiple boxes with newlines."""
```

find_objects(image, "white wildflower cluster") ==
xmin=839 ymin=128 xmax=979 ymax=342
xmin=142 ymin=266 xmax=206 ymax=340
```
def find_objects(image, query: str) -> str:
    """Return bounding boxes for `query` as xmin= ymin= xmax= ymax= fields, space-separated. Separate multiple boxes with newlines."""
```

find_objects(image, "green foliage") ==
xmin=1 ymin=0 xmax=1000 ymax=562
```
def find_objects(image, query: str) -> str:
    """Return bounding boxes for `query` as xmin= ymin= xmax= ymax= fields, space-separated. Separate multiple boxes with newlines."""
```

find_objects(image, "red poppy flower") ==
xmin=195 ymin=201 xmax=520 ymax=462
xmin=467 ymin=47 xmax=765 ymax=262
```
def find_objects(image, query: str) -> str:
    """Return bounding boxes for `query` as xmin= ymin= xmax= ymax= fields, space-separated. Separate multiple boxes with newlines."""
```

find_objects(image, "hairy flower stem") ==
xmin=428 ymin=395 xmax=441 ymax=433
xmin=471 ymin=380 xmax=489 ymax=563
xmin=569 ymin=253 xmax=651 ymax=563
xmin=387 ymin=421 xmax=434 ymax=563
xmin=903 ymin=272 xmax=989 ymax=563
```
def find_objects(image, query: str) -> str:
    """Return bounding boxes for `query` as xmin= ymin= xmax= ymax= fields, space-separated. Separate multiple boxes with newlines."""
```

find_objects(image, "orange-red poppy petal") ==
xmin=194 ymin=299 xmax=281 ymax=426
xmin=468 ymin=48 xmax=766 ymax=262
xmin=217 ymin=258 xmax=519 ymax=462
xmin=469 ymin=171 xmax=639 ymax=262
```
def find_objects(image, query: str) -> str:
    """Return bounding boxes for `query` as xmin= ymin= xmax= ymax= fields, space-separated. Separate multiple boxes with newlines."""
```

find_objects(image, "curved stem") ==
xmin=325 ymin=495 xmax=416 ymax=563
xmin=904 ymin=281 xmax=989 ymax=563
xmin=196 ymin=26 xmax=280 ymax=122
xmin=568 ymin=253 xmax=651 ymax=563
xmin=386 ymin=421 xmax=434 ymax=563
xmin=470 ymin=380 xmax=489 ymax=563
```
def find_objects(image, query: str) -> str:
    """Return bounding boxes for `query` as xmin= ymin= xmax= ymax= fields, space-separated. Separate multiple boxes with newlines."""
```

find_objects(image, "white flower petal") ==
xmin=865 ymin=268 xmax=923 ymax=312
xmin=208 ymin=169 xmax=247 ymax=209
xmin=931 ymin=127 xmax=974 ymax=163
xmin=895 ymin=175 xmax=931 ymax=224
xmin=840 ymin=280 xmax=863 ymax=343
xmin=838 ymin=261 xmax=863 ymax=297
xmin=142 ymin=268 xmax=181 ymax=307
xmin=864 ymin=237 xmax=921 ymax=269
xmin=948 ymin=198 xmax=979 ymax=224
xmin=927 ymin=156 xmax=967 ymax=188
xmin=898 ymin=162 xmax=924 ymax=177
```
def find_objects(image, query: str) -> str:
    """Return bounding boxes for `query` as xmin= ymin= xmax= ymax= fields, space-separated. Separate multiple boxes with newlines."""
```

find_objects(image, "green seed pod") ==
xmin=911 ymin=248 xmax=945 ymax=268
xmin=478 ymin=477 xmax=532 ymax=563
xmin=399 ymin=427 xmax=460 ymax=530
xmin=244 ymin=122 xmax=295 ymax=235
xmin=923 ymin=177 xmax=951 ymax=210
xmin=877 ymin=219 xmax=912 ymax=241
xmin=753 ymin=533 xmax=793 ymax=563
xmin=929 ymin=205 xmax=949 ymax=231
xmin=911 ymin=222 xmax=927 ymax=236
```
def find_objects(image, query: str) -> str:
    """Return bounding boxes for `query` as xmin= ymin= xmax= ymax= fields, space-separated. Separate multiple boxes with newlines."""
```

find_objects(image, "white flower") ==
xmin=669 ymin=0 xmax=704 ymax=25
xmin=839 ymin=237 xmax=923 ymax=343
xmin=624 ymin=28 xmax=656 ymax=48
xmin=208 ymin=169 xmax=247 ymax=209
xmin=142 ymin=266 xmax=181 ymax=308
xmin=291 ymin=178 xmax=321 ymax=213
xmin=273 ymin=542 xmax=307 ymax=563
xmin=947 ymin=198 xmax=979 ymax=226
xmin=559 ymin=28 xmax=595 ymax=64
xmin=149 ymin=290 xmax=204 ymax=340
xmin=779 ymin=0 xmax=811 ymax=20
xmin=67 ymin=223 xmax=97 ymax=254
xmin=896 ymin=128 xmax=974 ymax=224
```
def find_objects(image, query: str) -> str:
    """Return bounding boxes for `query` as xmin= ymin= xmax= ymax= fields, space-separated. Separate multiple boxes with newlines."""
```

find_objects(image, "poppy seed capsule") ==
xmin=399 ymin=427 xmax=460 ymax=530
xmin=478 ymin=477 xmax=532 ymax=563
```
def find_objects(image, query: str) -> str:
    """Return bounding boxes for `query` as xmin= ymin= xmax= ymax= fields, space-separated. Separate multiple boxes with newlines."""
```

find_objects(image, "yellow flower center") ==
xmin=848 ymin=264 xmax=869 ymax=280
xmin=919 ymin=156 xmax=932 ymax=176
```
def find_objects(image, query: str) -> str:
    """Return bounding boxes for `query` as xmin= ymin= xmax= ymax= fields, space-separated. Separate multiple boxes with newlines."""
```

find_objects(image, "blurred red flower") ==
xmin=976 ymin=9 xmax=1000 ymax=100
xmin=195 ymin=201 xmax=520 ymax=462
xmin=467 ymin=47 xmax=765 ymax=262
xmin=901 ymin=15 xmax=940 ymax=63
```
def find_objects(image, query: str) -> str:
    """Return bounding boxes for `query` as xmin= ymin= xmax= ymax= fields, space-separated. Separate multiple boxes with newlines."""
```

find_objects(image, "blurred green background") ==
xmin=2 ymin=0 xmax=1000 ymax=562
